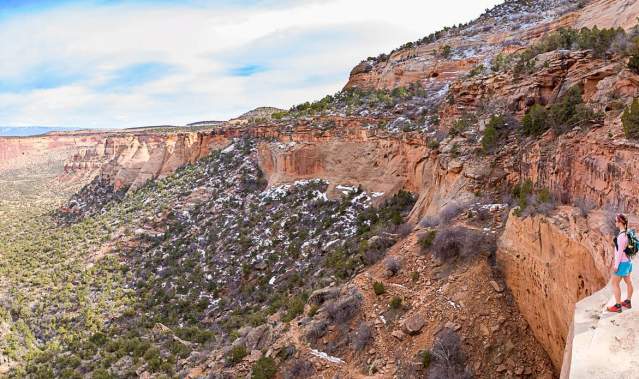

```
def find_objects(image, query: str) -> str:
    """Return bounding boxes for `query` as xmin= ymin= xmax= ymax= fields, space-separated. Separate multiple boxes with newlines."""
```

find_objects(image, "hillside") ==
xmin=2 ymin=0 xmax=639 ymax=378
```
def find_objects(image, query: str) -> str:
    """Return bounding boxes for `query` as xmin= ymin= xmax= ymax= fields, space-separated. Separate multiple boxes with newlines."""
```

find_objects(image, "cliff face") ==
xmin=0 ymin=130 xmax=232 ymax=193
xmin=496 ymin=208 xmax=609 ymax=369
xmin=256 ymin=128 xmax=428 ymax=200
xmin=0 ymin=130 xmax=239 ymax=205
xmin=69 ymin=132 xmax=230 ymax=191
xmin=345 ymin=0 xmax=639 ymax=94
xmin=521 ymin=127 xmax=639 ymax=215
xmin=0 ymin=133 xmax=107 ymax=174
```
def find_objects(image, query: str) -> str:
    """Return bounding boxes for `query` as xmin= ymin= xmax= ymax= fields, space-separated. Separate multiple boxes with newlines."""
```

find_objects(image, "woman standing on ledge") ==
xmin=608 ymin=213 xmax=634 ymax=313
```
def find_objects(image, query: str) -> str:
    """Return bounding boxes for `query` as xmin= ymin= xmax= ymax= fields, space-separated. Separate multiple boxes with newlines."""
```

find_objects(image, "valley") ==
xmin=3 ymin=0 xmax=639 ymax=378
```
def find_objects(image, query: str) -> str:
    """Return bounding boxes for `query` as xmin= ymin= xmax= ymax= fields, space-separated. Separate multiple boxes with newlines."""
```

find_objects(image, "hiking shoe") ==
xmin=622 ymin=299 xmax=632 ymax=309
xmin=608 ymin=303 xmax=623 ymax=313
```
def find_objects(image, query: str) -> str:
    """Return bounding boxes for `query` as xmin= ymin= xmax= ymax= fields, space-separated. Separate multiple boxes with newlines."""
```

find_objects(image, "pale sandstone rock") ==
xmin=563 ymin=272 xmax=639 ymax=379
xmin=402 ymin=314 xmax=426 ymax=335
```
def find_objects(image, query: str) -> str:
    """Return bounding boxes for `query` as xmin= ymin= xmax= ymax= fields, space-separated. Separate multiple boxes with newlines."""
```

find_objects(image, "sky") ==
xmin=0 ymin=0 xmax=503 ymax=128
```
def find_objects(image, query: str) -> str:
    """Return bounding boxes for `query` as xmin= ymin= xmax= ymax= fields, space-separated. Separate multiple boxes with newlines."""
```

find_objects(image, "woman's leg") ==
xmin=623 ymin=274 xmax=633 ymax=301
xmin=612 ymin=275 xmax=622 ymax=304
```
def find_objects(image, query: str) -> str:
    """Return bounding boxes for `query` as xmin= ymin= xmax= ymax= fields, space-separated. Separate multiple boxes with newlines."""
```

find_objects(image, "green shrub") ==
xmin=251 ymin=357 xmax=277 ymax=379
xmin=60 ymin=368 xmax=82 ymax=379
xmin=282 ymin=296 xmax=305 ymax=322
xmin=629 ymin=54 xmax=639 ymax=74
xmin=547 ymin=86 xmax=596 ymax=132
xmin=389 ymin=296 xmax=402 ymax=309
xmin=440 ymin=45 xmax=452 ymax=58
xmin=92 ymin=368 xmax=113 ymax=379
xmin=509 ymin=26 xmax=626 ymax=76
xmin=411 ymin=271 xmax=419 ymax=282
xmin=538 ymin=188 xmax=551 ymax=203
xmin=168 ymin=340 xmax=191 ymax=359
xmin=450 ymin=115 xmax=474 ymax=136
xmin=373 ymin=282 xmax=385 ymax=296
xmin=419 ymin=230 xmax=437 ymax=250
xmin=512 ymin=179 xmax=533 ymax=214
xmin=481 ymin=114 xmax=507 ymax=152
xmin=622 ymin=98 xmax=639 ymax=139
xmin=227 ymin=345 xmax=248 ymax=365
xmin=491 ymin=53 xmax=512 ymax=72
xmin=450 ymin=143 xmax=460 ymax=158
xmin=468 ymin=64 xmax=484 ymax=77
xmin=391 ymin=87 xmax=410 ymax=99
xmin=522 ymin=104 xmax=548 ymax=136
xmin=176 ymin=326 xmax=214 ymax=343
xmin=89 ymin=332 xmax=107 ymax=346
xmin=325 ymin=248 xmax=357 ymax=280
xmin=422 ymin=350 xmax=431 ymax=368
xmin=308 ymin=304 xmax=319 ymax=317
xmin=523 ymin=87 xmax=596 ymax=136
xmin=390 ymin=210 xmax=402 ymax=225
xmin=482 ymin=124 xmax=498 ymax=152
xmin=143 ymin=346 xmax=161 ymax=362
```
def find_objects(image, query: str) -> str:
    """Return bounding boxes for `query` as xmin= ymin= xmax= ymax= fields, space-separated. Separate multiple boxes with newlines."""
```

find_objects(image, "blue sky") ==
xmin=0 ymin=0 xmax=503 ymax=128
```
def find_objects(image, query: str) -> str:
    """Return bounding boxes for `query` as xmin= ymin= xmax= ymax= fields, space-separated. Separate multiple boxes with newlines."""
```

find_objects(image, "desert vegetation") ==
xmin=0 ymin=138 xmax=416 ymax=377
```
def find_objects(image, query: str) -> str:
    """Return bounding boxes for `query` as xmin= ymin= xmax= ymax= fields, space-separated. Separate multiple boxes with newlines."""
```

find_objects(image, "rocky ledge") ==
xmin=563 ymin=272 xmax=639 ymax=378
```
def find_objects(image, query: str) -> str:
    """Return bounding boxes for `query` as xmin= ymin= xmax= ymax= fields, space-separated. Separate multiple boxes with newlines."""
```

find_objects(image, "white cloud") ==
xmin=0 ymin=0 xmax=503 ymax=128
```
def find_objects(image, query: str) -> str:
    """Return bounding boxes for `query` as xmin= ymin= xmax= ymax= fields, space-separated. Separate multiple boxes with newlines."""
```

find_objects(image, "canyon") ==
xmin=3 ymin=0 xmax=639 ymax=378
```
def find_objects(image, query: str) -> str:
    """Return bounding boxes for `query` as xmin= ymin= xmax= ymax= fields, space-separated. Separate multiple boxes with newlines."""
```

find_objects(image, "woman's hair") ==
xmin=616 ymin=213 xmax=629 ymax=228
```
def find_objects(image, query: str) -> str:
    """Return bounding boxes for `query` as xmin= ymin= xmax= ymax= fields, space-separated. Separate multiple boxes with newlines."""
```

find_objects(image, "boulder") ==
xmin=246 ymin=324 xmax=271 ymax=351
xmin=402 ymin=314 xmax=426 ymax=335
xmin=248 ymin=350 xmax=263 ymax=363
xmin=444 ymin=321 xmax=461 ymax=331
xmin=308 ymin=286 xmax=341 ymax=306
xmin=489 ymin=280 xmax=504 ymax=293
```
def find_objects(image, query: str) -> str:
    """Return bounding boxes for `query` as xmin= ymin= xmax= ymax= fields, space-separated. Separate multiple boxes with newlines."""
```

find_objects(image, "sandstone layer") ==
xmin=496 ymin=208 xmax=609 ymax=369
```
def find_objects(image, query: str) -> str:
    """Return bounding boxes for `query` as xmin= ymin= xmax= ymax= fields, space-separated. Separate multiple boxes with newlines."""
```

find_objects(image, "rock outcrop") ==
xmin=497 ymin=208 xmax=609 ymax=369
xmin=256 ymin=127 xmax=428 ymax=199
xmin=76 ymin=132 xmax=230 ymax=191
xmin=521 ymin=127 xmax=639 ymax=216
xmin=345 ymin=0 xmax=639 ymax=93
xmin=564 ymin=263 xmax=639 ymax=378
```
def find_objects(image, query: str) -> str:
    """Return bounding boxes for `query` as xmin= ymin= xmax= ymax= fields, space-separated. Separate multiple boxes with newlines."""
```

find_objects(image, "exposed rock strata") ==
xmin=497 ymin=208 xmax=608 ymax=370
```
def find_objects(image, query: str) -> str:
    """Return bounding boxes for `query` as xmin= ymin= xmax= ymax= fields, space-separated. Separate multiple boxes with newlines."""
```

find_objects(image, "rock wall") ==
xmin=345 ymin=0 xmax=639 ymax=96
xmin=0 ymin=133 xmax=107 ymax=175
xmin=575 ymin=0 xmax=639 ymax=30
xmin=80 ymin=132 xmax=230 ymax=191
xmin=255 ymin=123 xmax=489 ymax=220
xmin=256 ymin=128 xmax=429 ymax=199
xmin=0 ymin=130 xmax=232 ymax=192
xmin=521 ymin=127 xmax=639 ymax=215
xmin=496 ymin=208 xmax=610 ymax=370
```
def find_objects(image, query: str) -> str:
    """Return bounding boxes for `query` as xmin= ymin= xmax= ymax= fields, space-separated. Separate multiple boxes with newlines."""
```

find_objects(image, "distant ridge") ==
xmin=236 ymin=106 xmax=284 ymax=120
xmin=0 ymin=126 xmax=82 ymax=137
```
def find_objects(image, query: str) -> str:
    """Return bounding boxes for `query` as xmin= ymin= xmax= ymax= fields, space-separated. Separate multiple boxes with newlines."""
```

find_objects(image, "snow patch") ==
xmin=309 ymin=349 xmax=345 ymax=364
xmin=221 ymin=144 xmax=235 ymax=154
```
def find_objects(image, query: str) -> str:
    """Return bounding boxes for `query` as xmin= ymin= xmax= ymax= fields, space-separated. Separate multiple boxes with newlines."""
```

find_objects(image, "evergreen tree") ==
xmin=622 ymin=98 xmax=639 ymax=139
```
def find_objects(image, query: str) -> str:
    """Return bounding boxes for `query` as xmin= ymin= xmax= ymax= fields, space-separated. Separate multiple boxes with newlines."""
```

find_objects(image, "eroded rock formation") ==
xmin=497 ymin=208 xmax=609 ymax=369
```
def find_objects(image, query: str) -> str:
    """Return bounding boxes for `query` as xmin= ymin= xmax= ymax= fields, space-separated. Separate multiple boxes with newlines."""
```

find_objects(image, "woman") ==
xmin=608 ymin=214 xmax=634 ymax=313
